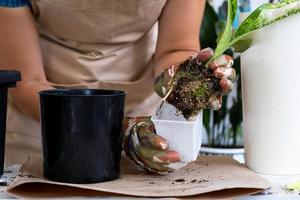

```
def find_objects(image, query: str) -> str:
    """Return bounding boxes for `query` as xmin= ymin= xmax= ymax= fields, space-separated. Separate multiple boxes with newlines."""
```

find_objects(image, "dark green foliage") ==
xmin=200 ymin=2 xmax=243 ymax=148
xmin=200 ymin=1 xmax=218 ymax=49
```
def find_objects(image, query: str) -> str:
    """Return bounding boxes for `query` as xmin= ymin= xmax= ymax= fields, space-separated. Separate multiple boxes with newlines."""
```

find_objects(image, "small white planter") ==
xmin=151 ymin=102 xmax=203 ymax=162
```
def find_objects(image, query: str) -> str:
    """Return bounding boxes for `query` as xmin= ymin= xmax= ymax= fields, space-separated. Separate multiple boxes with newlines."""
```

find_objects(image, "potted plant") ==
xmin=154 ymin=0 xmax=300 ymax=164
xmin=241 ymin=8 xmax=300 ymax=175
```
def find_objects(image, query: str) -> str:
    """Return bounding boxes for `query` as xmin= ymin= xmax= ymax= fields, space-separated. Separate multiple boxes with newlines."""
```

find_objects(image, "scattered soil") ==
xmin=174 ymin=178 xmax=210 ymax=184
xmin=166 ymin=56 xmax=221 ymax=119
xmin=175 ymin=178 xmax=186 ymax=183
xmin=191 ymin=179 xmax=197 ymax=183
xmin=198 ymin=179 xmax=209 ymax=183
xmin=199 ymin=161 xmax=209 ymax=167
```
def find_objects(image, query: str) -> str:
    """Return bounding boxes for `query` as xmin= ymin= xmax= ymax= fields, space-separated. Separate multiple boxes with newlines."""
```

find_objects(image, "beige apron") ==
xmin=6 ymin=0 xmax=166 ymax=164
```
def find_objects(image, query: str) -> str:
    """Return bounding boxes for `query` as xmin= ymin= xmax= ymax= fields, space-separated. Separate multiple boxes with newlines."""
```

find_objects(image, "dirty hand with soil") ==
xmin=123 ymin=117 xmax=181 ymax=174
xmin=160 ymin=48 xmax=236 ymax=119
xmin=123 ymin=48 xmax=236 ymax=174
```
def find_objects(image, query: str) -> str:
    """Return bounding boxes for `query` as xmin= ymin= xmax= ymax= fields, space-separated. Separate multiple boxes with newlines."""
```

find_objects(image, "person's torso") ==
xmin=6 ymin=0 xmax=168 ymax=164
xmin=30 ymin=0 xmax=167 ymax=116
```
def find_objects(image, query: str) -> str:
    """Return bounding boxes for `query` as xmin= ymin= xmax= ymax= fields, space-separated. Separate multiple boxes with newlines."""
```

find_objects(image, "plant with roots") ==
xmin=165 ymin=0 xmax=300 ymax=120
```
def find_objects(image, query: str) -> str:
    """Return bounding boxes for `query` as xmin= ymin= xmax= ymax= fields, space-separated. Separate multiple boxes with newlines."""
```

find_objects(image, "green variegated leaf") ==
xmin=207 ymin=0 xmax=300 ymax=68
xmin=231 ymin=38 xmax=252 ymax=53
xmin=210 ymin=0 xmax=237 ymax=62
xmin=230 ymin=0 xmax=238 ymax=22
xmin=230 ymin=0 xmax=300 ymax=47
xmin=287 ymin=181 xmax=300 ymax=191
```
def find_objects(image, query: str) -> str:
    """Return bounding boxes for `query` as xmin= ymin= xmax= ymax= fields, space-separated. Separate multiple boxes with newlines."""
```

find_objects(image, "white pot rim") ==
xmin=200 ymin=147 xmax=244 ymax=155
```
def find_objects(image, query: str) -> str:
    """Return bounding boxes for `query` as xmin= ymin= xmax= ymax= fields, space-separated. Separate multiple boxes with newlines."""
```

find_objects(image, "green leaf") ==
xmin=230 ymin=0 xmax=300 ymax=47
xmin=231 ymin=38 xmax=252 ymax=53
xmin=215 ymin=21 xmax=227 ymax=44
xmin=210 ymin=0 xmax=237 ymax=62
xmin=207 ymin=0 xmax=300 ymax=67
xmin=215 ymin=21 xmax=227 ymax=36
xmin=287 ymin=181 xmax=300 ymax=191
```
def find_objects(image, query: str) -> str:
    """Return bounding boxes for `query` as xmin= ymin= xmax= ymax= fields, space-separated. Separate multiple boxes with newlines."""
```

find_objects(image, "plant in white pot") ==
xmin=153 ymin=0 xmax=300 ymax=166
xmin=241 ymin=7 xmax=300 ymax=174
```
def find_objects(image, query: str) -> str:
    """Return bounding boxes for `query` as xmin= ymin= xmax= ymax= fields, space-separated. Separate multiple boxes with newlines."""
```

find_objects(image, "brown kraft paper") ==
xmin=6 ymin=154 xmax=271 ymax=199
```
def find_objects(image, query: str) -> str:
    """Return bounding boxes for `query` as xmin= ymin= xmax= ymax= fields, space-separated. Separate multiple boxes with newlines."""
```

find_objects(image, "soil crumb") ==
xmin=175 ymin=178 xmax=186 ymax=183
xmin=198 ymin=179 xmax=209 ymax=183
xmin=191 ymin=179 xmax=197 ymax=183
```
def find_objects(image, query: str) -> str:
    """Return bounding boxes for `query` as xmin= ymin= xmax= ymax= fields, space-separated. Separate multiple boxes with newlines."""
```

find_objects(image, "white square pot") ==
xmin=151 ymin=102 xmax=203 ymax=162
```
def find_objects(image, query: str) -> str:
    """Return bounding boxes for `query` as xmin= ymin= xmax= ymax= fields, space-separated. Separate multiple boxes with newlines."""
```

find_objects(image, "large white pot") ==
xmin=241 ymin=14 xmax=300 ymax=175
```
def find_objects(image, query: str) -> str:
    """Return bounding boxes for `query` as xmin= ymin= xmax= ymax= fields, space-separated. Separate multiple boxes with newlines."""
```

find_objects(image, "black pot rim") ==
xmin=0 ymin=70 xmax=21 ymax=86
xmin=39 ymin=89 xmax=126 ymax=97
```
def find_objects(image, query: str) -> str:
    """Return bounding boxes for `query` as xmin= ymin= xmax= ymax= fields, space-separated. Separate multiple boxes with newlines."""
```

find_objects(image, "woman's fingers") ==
xmin=139 ymin=130 xmax=168 ymax=150
xmin=155 ymin=149 xmax=180 ymax=163
xmin=137 ymin=146 xmax=180 ymax=164
xmin=220 ymin=78 xmax=233 ymax=95
xmin=209 ymin=55 xmax=233 ymax=70
xmin=208 ymin=97 xmax=222 ymax=110
xmin=143 ymin=148 xmax=180 ymax=163
xmin=137 ymin=121 xmax=168 ymax=150
xmin=137 ymin=124 xmax=180 ymax=162
xmin=195 ymin=47 xmax=214 ymax=62
xmin=214 ymin=67 xmax=236 ymax=81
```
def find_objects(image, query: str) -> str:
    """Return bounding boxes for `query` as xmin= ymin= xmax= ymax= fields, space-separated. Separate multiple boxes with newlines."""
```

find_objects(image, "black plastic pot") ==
xmin=0 ymin=70 xmax=21 ymax=176
xmin=39 ymin=89 xmax=126 ymax=184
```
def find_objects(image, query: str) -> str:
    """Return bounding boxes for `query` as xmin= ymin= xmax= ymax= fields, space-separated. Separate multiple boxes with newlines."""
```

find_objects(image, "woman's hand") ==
xmin=123 ymin=117 xmax=181 ymax=174
xmin=193 ymin=47 xmax=236 ymax=109
xmin=155 ymin=48 xmax=236 ymax=119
